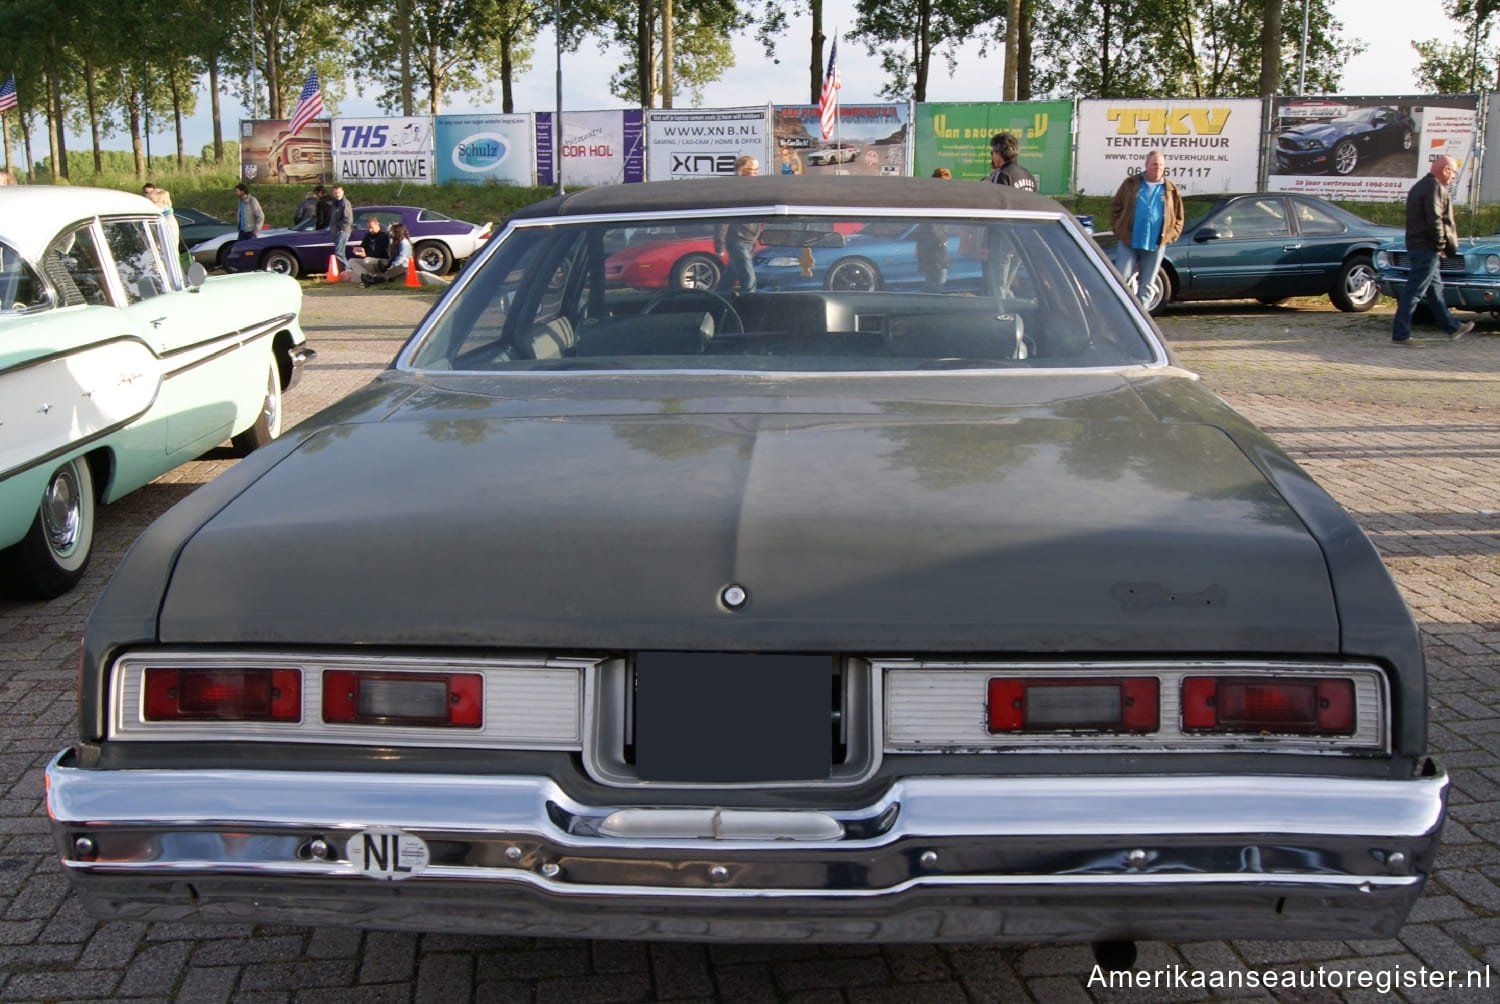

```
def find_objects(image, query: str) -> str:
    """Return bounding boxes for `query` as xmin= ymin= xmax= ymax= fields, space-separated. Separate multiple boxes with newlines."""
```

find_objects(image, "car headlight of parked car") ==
xmin=1485 ymin=254 xmax=1499 ymax=274
xmin=1376 ymin=251 xmax=1390 ymax=269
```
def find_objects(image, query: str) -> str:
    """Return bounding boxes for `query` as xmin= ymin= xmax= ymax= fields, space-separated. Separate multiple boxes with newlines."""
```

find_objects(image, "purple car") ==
xmin=225 ymin=206 xmax=492 ymax=277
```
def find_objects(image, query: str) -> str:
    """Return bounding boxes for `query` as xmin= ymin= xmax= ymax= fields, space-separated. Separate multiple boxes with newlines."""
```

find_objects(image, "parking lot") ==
xmin=1 ymin=287 xmax=1496 ymax=1002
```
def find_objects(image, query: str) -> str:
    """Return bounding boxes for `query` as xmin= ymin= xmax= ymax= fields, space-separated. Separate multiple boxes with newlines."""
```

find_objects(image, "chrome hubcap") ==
xmin=42 ymin=468 xmax=82 ymax=557
xmin=263 ymin=365 xmax=282 ymax=436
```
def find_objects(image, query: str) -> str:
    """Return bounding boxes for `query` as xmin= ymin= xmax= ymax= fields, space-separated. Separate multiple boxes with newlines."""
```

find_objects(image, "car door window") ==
xmin=1293 ymin=201 xmax=1345 ymax=236
xmin=0 ymin=241 xmax=48 ymax=313
xmin=43 ymin=225 xmax=112 ymax=307
xmin=1214 ymin=198 xmax=1289 ymax=239
xmin=100 ymin=218 xmax=174 ymax=304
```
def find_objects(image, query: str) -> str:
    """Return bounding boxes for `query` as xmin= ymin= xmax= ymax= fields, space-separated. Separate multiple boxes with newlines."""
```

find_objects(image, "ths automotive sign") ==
xmin=646 ymin=108 xmax=772 ymax=180
xmin=1075 ymin=99 xmax=1260 ymax=196
xmin=332 ymin=117 xmax=433 ymax=184
xmin=434 ymin=114 xmax=535 ymax=186
xmin=914 ymin=101 xmax=1072 ymax=192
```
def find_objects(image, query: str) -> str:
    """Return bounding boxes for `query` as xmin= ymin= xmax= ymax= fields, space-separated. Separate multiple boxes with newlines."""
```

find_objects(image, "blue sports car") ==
xmin=753 ymin=221 xmax=983 ymax=292
xmin=1275 ymin=106 xmax=1416 ymax=176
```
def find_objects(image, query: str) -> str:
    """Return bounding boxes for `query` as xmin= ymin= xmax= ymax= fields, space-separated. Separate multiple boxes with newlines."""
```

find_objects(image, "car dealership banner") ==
xmin=239 ymin=119 xmax=333 ymax=186
xmin=434 ymin=114 xmax=536 ymax=186
xmin=1075 ymin=98 xmax=1260 ymax=197
xmin=331 ymin=117 xmax=433 ymax=184
xmin=646 ymin=107 xmax=772 ymax=180
xmin=774 ymin=104 xmax=910 ymax=177
xmin=536 ymin=110 xmax=645 ymax=188
xmin=1267 ymin=94 xmax=1479 ymax=201
xmin=913 ymin=101 xmax=1073 ymax=192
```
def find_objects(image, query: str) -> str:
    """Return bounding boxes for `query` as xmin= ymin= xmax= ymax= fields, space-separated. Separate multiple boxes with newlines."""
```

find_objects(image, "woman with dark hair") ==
xmin=362 ymin=222 xmax=414 ymax=286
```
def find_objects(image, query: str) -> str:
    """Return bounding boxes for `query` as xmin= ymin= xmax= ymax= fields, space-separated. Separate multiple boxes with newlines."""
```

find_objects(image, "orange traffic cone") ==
xmin=404 ymin=255 xmax=420 ymax=288
xmin=326 ymin=255 xmax=339 ymax=282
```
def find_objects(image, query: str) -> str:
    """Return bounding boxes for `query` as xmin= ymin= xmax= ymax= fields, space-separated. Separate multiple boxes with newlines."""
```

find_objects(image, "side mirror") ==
xmin=185 ymin=262 xmax=208 ymax=290
xmin=1194 ymin=229 xmax=1222 ymax=243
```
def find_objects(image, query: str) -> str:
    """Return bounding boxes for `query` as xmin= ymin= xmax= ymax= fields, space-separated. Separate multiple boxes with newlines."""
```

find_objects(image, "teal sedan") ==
xmin=0 ymin=187 xmax=312 ymax=598
xmin=1374 ymin=236 xmax=1500 ymax=317
xmin=1100 ymin=193 xmax=1402 ymax=315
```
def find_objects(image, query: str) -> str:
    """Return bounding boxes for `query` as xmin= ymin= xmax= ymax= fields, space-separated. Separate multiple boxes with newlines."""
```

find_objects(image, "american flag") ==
xmin=818 ymin=38 xmax=841 ymax=141
xmin=286 ymin=70 xmax=323 ymax=138
xmin=0 ymin=76 xmax=17 ymax=114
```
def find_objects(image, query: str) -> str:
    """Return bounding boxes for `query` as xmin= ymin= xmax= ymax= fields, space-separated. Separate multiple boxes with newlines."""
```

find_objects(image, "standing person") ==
xmin=987 ymin=132 xmax=1037 ymax=191
xmin=915 ymin=168 xmax=951 ymax=293
xmin=1107 ymin=150 xmax=1185 ymax=309
xmin=294 ymin=185 xmax=324 ymax=226
xmin=234 ymin=183 xmax=264 ymax=242
xmin=361 ymin=222 xmax=413 ymax=286
xmin=714 ymin=156 xmax=762 ymax=294
xmin=146 ymin=187 xmax=180 ymax=253
xmin=329 ymin=185 xmax=354 ymax=267
xmin=1392 ymin=155 xmax=1474 ymax=345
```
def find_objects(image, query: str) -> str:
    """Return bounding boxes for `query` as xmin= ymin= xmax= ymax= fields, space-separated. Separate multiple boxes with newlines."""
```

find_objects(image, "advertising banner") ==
xmin=1267 ymin=95 xmax=1479 ymax=201
xmin=238 ymin=119 xmax=333 ymax=186
xmin=773 ymin=104 xmax=909 ymax=178
xmin=646 ymin=107 xmax=772 ymax=180
xmin=331 ymin=117 xmax=433 ymax=184
xmin=536 ymin=110 xmax=645 ymax=188
xmin=913 ymin=101 xmax=1073 ymax=193
xmin=433 ymin=114 xmax=535 ymax=186
xmin=1075 ymin=98 xmax=1260 ymax=197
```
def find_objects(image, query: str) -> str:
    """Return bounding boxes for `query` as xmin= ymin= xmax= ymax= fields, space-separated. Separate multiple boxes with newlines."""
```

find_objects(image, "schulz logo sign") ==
xmin=451 ymin=133 xmax=511 ymax=173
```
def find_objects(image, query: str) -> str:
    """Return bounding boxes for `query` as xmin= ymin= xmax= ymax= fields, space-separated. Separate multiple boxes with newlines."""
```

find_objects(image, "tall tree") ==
xmin=579 ymin=0 xmax=745 ymax=108
xmin=753 ymin=0 xmax=828 ymax=104
xmin=1413 ymin=0 xmax=1499 ymax=92
xmin=850 ymin=0 xmax=997 ymax=101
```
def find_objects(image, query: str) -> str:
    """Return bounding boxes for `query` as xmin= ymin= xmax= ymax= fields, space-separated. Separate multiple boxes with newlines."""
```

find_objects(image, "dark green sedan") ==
xmin=46 ymin=177 xmax=1445 ymax=960
xmin=1107 ymin=192 xmax=1401 ymax=315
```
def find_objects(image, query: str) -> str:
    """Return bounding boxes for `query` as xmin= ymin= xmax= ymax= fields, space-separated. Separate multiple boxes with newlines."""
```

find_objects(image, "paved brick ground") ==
xmin=0 ymin=289 xmax=1496 ymax=1002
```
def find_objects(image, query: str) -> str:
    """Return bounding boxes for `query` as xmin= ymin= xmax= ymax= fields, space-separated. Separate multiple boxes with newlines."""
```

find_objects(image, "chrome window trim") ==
xmin=880 ymin=659 xmax=1390 ymax=754
xmin=392 ymin=206 xmax=1165 ymax=373
xmin=110 ymin=651 xmax=593 ymax=749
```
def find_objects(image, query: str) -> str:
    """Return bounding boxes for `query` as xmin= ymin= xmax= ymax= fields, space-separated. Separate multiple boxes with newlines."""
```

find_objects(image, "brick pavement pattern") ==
xmin=1 ymin=289 xmax=1496 ymax=1002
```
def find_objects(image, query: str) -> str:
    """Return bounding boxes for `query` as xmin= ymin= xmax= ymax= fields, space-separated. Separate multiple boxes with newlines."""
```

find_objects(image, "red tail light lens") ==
xmin=143 ymin=668 xmax=301 ymax=722
xmin=987 ymin=677 xmax=1159 ymax=733
xmin=322 ymin=671 xmax=483 ymax=728
xmin=1182 ymin=676 xmax=1355 ymax=734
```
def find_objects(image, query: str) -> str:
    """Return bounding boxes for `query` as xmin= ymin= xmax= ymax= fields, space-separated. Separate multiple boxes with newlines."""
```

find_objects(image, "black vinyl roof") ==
xmin=509 ymin=176 xmax=1069 ymax=220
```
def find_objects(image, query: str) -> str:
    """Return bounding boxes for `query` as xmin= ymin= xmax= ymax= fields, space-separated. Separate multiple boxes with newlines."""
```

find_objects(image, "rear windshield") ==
xmin=407 ymin=214 xmax=1158 ymax=373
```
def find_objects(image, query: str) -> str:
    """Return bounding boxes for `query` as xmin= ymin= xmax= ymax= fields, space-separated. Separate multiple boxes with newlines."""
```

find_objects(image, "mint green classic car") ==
xmin=0 ymin=187 xmax=311 ymax=598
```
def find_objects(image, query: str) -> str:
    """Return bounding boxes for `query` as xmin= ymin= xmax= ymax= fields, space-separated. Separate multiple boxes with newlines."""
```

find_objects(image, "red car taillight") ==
xmin=322 ymin=671 xmax=482 ymax=728
xmin=143 ymin=668 xmax=301 ymax=722
xmin=987 ymin=677 xmax=1159 ymax=732
xmin=1181 ymin=676 xmax=1355 ymax=734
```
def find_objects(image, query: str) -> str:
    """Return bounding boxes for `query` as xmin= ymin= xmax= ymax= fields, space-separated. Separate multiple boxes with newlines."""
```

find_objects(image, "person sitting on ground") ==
xmin=345 ymin=217 xmax=392 ymax=280
xmin=361 ymin=223 xmax=413 ymax=286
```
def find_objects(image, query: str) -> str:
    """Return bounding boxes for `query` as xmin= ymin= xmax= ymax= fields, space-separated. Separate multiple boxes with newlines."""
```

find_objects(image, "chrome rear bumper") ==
xmin=45 ymin=753 xmax=1448 ymax=943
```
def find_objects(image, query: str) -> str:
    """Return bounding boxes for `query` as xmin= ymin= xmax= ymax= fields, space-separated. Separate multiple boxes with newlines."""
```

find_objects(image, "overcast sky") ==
xmin=41 ymin=0 xmax=1469 ymax=158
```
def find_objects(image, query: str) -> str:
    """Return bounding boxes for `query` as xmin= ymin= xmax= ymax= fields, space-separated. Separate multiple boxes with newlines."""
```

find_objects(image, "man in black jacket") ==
xmin=1392 ymin=155 xmax=1474 ymax=345
xmin=988 ymin=133 xmax=1037 ymax=191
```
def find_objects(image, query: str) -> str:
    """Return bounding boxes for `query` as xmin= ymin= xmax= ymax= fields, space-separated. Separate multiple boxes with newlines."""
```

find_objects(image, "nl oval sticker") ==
xmin=350 ymin=828 xmax=430 ymax=881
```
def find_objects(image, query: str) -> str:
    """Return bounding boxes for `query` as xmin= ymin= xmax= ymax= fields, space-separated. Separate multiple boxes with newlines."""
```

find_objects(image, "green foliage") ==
xmin=850 ymin=0 xmax=999 ymax=101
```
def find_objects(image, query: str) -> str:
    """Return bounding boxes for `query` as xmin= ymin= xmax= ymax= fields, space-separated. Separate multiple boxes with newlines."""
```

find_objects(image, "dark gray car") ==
xmin=46 ymin=177 xmax=1446 ymax=959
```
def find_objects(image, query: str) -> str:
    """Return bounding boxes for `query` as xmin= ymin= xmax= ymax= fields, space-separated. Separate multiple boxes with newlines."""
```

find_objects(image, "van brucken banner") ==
xmin=536 ymin=110 xmax=646 ymax=188
xmin=332 ymin=117 xmax=433 ymax=184
xmin=1267 ymin=95 xmax=1479 ymax=202
xmin=646 ymin=107 xmax=773 ymax=180
xmin=913 ymin=101 xmax=1072 ymax=192
xmin=1075 ymin=98 xmax=1261 ymax=197
xmin=772 ymin=104 xmax=909 ymax=178
xmin=239 ymin=119 xmax=333 ymax=186
xmin=433 ymin=114 xmax=535 ymax=186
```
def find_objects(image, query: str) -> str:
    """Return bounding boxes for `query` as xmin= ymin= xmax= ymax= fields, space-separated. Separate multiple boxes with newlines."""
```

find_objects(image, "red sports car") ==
xmin=604 ymin=223 xmax=863 ymax=290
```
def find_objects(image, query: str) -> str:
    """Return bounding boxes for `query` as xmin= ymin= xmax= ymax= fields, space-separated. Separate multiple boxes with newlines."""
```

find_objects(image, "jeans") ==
xmin=922 ymin=265 xmax=947 ymax=293
xmin=1392 ymin=245 xmax=1459 ymax=340
xmin=333 ymin=230 xmax=352 ymax=267
xmin=1114 ymin=243 xmax=1167 ymax=308
xmin=719 ymin=240 xmax=755 ymax=294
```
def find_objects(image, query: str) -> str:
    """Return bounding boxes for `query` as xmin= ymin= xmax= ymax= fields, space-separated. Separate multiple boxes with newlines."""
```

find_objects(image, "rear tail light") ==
xmin=1182 ymin=676 xmax=1354 ymax=735
xmin=322 ymin=671 xmax=482 ymax=728
xmin=143 ymin=668 xmax=301 ymax=722
xmin=988 ymin=677 xmax=1159 ymax=733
